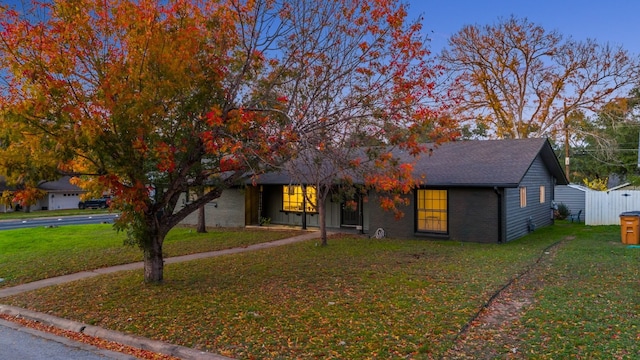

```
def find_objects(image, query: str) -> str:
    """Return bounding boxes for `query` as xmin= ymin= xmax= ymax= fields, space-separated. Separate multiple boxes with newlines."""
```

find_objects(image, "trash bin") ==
xmin=619 ymin=211 xmax=640 ymax=245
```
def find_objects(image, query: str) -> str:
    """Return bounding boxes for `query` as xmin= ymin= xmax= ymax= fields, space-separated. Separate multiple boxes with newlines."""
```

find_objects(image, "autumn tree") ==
xmin=0 ymin=0 xmax=448 ymax=282
xmin=0 ymin=0 xmax=292 ymax=283
xmin=440 ymin=16 xmax=639 ymax=140
xmin=270 ymin=1 xmax=451 ymax=245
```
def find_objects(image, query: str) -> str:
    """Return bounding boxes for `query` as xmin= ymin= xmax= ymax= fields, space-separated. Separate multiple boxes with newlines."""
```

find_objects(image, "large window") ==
xmin=416 ymin=189 xmax=447 ymax=233
xmin=283 ymin=185 xmax=317 ymax=212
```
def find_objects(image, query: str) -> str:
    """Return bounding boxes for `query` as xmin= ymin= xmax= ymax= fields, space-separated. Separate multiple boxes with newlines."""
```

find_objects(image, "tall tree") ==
xmin=0 ymin=0 xmax=446 ymax=282
xmin=566 ymin=90 xmax=640 ymax=183
xmin=0 ymin=0 xmax=294 ymax=283
xmin=440 ymin=16 xmax=639 ymax=139
xmin=271 ymin=1 xmax=451 ymax=246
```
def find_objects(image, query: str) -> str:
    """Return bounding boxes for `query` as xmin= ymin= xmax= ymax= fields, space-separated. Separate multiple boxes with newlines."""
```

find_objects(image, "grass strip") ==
xmin=0 ymin=224 xmax=303 ymax=287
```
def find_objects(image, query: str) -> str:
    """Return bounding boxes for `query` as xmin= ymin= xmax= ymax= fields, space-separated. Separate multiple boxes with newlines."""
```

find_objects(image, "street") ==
xmin=0 ymin=319 xmax=134 ymax=360
xmin=0 ymin=214 xmax=119 ymax=231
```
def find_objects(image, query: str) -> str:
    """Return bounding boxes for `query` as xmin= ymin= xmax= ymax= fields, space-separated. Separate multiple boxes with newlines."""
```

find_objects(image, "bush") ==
xmin=555 ymin=202 xmax=570 ymax=220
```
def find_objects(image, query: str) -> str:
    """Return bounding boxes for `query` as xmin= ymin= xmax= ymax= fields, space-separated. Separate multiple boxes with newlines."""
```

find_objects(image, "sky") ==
xmin=410 ymin=0 xmax=640 ymax=56
xmin=3 ymin=0 xmax=639 ymax=56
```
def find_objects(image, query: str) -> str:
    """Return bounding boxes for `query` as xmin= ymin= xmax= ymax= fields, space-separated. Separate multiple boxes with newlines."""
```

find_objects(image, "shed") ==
xmin=554 ymin=184 xmax=589 ymax=221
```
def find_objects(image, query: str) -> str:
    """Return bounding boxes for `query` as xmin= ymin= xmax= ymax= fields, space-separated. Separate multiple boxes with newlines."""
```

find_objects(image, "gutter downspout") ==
xmin=494 ymin=186 xmax=503 ymax=243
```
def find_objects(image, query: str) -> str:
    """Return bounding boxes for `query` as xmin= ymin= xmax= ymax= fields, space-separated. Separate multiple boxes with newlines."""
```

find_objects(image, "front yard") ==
xmin=1 ymin=223 xmax=638 ymax=358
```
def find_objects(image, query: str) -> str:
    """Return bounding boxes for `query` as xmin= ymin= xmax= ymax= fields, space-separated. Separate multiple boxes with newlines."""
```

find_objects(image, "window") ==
xmin=416 ymin=189 xmax=447 ymax=233
xmin=520 ymin=187 xmax=527 ymax=208
xmin=283 ymin=185 xmax=316 ymax=212
xmin=539 ymin=185 xmax=545 ymax=204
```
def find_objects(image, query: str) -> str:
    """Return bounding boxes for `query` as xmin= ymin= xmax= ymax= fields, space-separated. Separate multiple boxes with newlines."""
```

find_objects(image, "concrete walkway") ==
xmin=0 ymin=230 xmax=324 ymax=360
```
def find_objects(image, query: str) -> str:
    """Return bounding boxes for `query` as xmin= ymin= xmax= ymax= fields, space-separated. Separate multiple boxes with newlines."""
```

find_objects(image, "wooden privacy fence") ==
xmin=586 ymin=190 xmax=640 ymax=225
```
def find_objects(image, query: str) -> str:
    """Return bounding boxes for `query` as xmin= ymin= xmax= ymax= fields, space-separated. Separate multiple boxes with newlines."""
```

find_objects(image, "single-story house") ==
xmin=181 ymin=138 xmax=568 ymax=243
xmin=35 ymin=176 xmax=85 ymax=210
xmin=0 ymin=176 xmax=85 ymax=212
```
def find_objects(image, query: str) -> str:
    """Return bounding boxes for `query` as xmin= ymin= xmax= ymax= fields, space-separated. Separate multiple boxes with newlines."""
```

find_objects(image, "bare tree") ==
xmin=440 ymin=16 xmax=639 ymax=140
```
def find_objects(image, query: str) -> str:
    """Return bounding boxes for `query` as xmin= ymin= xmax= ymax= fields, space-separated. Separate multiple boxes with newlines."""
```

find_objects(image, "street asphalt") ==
xmin=0 ymin=230 xmax=324 ymax=360
xmin=0 ymin=318 xmax=135 ymax=360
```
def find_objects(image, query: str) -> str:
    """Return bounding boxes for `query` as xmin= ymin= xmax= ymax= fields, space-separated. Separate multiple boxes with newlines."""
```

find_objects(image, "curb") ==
xmin=0 ymin=304 xmax=232 ymax=360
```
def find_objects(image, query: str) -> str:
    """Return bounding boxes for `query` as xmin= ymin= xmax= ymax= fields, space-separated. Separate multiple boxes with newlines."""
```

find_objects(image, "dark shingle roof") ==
xmin=37 ymin=176 xmax=84 ymax=192
xmin=254 ymin=138 xmax=568 ymax=187
xmin=412 ymin=138 xmax=567 ymax=187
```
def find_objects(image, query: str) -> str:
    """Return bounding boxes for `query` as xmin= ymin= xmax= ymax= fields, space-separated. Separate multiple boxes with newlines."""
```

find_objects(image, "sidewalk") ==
xmin=0 ymin=230 xmax=324 ymax=360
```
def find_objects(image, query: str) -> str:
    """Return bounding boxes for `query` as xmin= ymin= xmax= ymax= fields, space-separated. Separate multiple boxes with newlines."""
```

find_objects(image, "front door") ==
xmin=341 ymin=200 xmax=359 ymax=227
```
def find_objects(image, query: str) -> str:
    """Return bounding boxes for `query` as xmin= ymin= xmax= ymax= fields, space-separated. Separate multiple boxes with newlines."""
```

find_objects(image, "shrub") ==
xmin=555 ymin=202 xmax=570 ymax=220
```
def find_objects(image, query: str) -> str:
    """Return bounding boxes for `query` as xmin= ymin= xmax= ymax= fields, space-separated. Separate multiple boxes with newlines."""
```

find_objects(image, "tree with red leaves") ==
xmin=0 ymin=0 xmax=450 ymax=282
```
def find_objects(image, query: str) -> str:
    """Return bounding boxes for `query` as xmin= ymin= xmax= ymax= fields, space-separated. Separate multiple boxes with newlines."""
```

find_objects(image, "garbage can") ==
xmin=619 ymin=211 xmax=640 ymax=245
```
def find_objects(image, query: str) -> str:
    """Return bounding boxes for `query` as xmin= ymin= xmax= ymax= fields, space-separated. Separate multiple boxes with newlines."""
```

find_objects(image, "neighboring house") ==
xmin=0 ymin=176 xmax=85 ymax=212
xmin=554 ymin=184 xmax=590 ymax=221
xmin=182 ymin=138 xmax=568 ymax=243
xmin=35 ymin=176 xmax=85 ymax=210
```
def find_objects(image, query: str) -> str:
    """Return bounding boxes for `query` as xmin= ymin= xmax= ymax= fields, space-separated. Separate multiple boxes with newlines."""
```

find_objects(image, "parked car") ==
xmin=78 ymin=197 xmax=111 ymax=209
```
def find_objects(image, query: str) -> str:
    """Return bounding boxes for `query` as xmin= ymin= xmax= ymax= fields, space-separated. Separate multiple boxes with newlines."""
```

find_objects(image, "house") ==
xmin=181 ymin=138 xmax=568 ymax=243
xmin=0 ymin=175 xmax=85 ymax=211
xmin=554 ymin=184 xmax=590 ymax=221
xmin=35 ymin=176 xmax=85 ymax=210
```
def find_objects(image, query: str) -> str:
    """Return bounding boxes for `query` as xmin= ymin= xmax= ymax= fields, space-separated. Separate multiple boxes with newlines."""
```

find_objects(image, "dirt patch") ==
xmin=442 ymin=238 xmax=572 ymax=359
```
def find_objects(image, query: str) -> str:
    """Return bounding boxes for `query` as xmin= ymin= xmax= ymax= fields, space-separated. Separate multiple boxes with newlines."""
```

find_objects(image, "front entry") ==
xmin=341 ymin=200 xmax=359 ymax=227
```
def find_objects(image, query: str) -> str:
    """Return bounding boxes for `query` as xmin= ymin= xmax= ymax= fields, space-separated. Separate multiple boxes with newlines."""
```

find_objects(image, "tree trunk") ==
xmin=143 ymin=233 xmax=164 ymax=283
xmin=196 ymin=205 xmax=207 ymax=233
xmin=319 ymin=197 xmax=328 ymax=246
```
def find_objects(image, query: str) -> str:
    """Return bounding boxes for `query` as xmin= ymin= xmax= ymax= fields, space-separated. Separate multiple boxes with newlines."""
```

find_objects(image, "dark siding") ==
xmin=367 ymin=188 xmax=500 ymax=243
xmin=505 ymin=155 xmax=555 ymax=241
xmin=448 ymin=188 xmax=499 ymax=243
xmin=367 ymin=193 xmax=414 ymax=238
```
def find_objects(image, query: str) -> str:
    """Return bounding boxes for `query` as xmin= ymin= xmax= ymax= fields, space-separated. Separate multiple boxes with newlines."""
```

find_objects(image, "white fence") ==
xmin=586 ymin=190 xmax=640 ymax=225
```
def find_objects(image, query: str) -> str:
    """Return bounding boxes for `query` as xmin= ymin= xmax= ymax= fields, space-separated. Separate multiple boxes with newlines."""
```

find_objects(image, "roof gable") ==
xmin=411 ymin=138 xmax=568 ymax=187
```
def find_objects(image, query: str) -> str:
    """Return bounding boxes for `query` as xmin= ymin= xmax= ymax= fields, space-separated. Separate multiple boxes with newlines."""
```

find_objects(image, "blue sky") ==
xmin=4 ymin=0 xmax=638 ymax=55
xmin=410 ymin=0 xmax=640 ymax=55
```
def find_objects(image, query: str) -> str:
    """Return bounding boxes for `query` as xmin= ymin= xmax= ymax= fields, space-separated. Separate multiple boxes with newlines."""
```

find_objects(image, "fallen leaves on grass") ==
xmin=0 ymin=313 xmax=179 ymax=360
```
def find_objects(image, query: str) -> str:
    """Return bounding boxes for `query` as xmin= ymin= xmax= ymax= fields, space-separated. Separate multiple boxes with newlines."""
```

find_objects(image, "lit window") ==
xmin=416 ymin=189 xmax=447 ymax=233
xmin=283 ymin=185 xmax=316 ymax=212
xmin=539 ymin=186 xmax=545 ymax=204
xmin=520 ymin=187 xmax=527 ymax=208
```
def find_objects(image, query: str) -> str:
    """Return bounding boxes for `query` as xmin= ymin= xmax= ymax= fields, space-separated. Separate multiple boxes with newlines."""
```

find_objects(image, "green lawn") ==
xmin=1 ymin=222 xmax=638 ymax=359
xmin=0 ymin=224 xmax=304 ymax=287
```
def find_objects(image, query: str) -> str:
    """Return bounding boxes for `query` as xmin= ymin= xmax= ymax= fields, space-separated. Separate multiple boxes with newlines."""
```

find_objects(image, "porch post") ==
xmin=302 ymin=185 xmax=307 ymax=230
